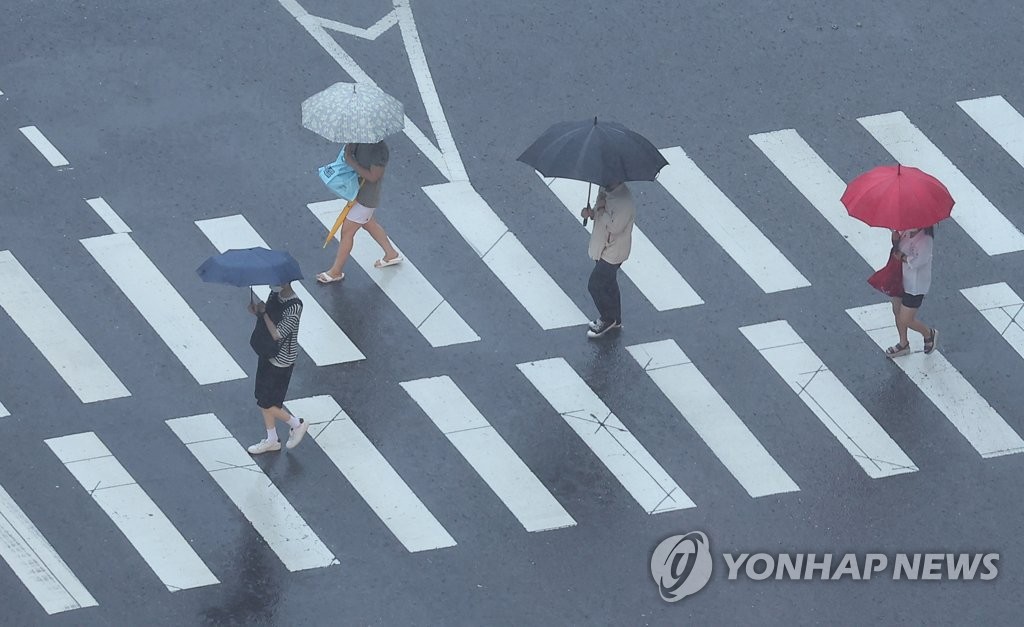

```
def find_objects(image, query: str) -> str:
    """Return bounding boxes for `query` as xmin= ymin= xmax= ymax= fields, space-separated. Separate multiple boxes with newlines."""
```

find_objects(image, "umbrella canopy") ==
xmin=302 ymin=81 xmax=404 ymax=143
xmin=197 ymin=247 xmax=303 ymax=287
xmin=841 ymin=164 xmax=954 ymax=230
xmin=517 ymin=117 xmax=668 ymax=186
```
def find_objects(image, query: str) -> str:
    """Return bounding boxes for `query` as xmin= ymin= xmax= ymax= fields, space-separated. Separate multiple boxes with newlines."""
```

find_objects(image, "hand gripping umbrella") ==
xmin=197 ymin=247 xmax=304 ymax=302
xmin=518 ymin=117 xmax=668 ymax=224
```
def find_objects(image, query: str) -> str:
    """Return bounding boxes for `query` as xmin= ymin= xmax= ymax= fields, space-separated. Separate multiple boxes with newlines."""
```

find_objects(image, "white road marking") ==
xmin=539 ymin=175 xmax=704 ymax=311
xmin=283 ymin=395 xmax=456 ymax=553
xmin=847 ymin=303 xmax=1024 ymax=457
xmin=0 ymin=481 xmax=97 ymax=614
xmin=0 ymin=400 xmax=8 ymax=418
xmin=311 ymin=9 xmax=397 ymax=39
xmin=19 ymin=126 xmax=69 ymax=167
xmin=80 ymin=233 xmax=246 ymax=384
xmin=309 ymin=200 xmax=480 ymax=347
xmin=658 ymin=146 xmax=811 ymax=293
xmin=739 ymin=320 xmax=917 ymax=478
xmin=400 ymin=376 xmax=577 ymax=532
xmin=517 ymin=358 xmax=695 ymax=513
xmin=45 ymin=432 xmax=219 ymax=592
xmin=626 ymin=339 xmax=800 ymax=496
xmin=961 ymin=283 xmax=1024 ymax=361
xmin=196 ymin=214 xmax=366 ymax=364
xmin=858 ymin=110 xmax=1024 ymax=255
xmin=0 ymin=250 xmax=129 ymax=403
xmin=166 ymin=414 xmax=338 ymax=571
xmin=422 ymin=182 xmax=588 ymax=330
xmin=749 ymin=129 xmax=890 ymax=267
xmin=957 ymin=95 xmax=1024 ymax=170
xmin=84 ymin=198 xmax=131 ymax=234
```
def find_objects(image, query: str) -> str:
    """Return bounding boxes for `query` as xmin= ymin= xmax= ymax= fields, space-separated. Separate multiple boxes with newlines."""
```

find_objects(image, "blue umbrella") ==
xmin=196 ymin=247 xmax=303 ymax=288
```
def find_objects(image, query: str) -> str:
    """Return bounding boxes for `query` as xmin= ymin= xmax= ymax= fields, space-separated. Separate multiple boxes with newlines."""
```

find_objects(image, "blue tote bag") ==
xmin=318 ymin=146 xmax=360 ymax=201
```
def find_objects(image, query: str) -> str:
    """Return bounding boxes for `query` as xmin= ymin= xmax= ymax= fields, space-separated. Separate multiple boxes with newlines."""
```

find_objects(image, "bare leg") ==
xmin=325 ymin=220 xmax=363 ymax=276
xmin=260 ymin=407 xmax=276 ymax=431
xmin=363 ymin=217 xmax=399 ymax=261
xmin=898 ymin=305 xmax=930 ymax=339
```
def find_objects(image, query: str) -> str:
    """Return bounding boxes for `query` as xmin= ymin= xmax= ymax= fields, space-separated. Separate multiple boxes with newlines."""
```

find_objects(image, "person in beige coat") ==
xmin=580 ymin=181 xmax=636 ymax=338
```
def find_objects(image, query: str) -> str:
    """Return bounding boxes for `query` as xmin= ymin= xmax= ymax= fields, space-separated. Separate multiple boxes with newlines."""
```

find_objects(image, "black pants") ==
xmin=588 ymin=259 xmax=622 ymax=324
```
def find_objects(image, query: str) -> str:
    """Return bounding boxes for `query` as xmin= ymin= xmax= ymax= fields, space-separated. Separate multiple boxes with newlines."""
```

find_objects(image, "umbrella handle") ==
xmin=583 ymin=183 xmax=593 ymax=227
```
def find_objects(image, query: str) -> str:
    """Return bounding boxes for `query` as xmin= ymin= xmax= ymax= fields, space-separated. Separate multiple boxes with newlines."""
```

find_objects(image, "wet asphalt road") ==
xmin=2 ymin=1 xmax=1024 ymax=624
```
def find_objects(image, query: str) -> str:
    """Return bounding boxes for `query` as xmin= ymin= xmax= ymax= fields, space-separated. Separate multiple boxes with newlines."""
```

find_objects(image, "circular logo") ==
xmin=650 ymin=531 xmax=713 ymax=602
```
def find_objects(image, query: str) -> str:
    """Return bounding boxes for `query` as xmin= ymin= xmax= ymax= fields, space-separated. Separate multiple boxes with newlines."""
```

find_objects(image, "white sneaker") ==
xmin=286 ymin=419 xmax=309 ymax=449
xmin=247 ymin=438 xmax=281 ymax=454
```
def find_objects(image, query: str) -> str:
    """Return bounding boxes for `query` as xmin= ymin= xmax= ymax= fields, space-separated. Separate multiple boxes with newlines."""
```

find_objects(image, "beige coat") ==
xmin=588 ymin=184 xmax=636 ymax=264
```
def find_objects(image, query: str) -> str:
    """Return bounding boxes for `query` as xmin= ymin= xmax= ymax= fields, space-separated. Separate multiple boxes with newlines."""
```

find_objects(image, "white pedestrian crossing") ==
xmin=847 ymin=303 xmax=1024 ymax=458
xmin=749 ymin=129 xmax=890 ymax=267
xmin=657 ymin=146 xmax=811 ymax=293
xmin=18 ymin=125 xmax=69 ymax=167
xmin=626 ymin=339 xmax=800 ymax=497
xmin=81 ymin=233 xmax=246 ymax=385
xmin=421 ymin=181 xmax=589 ymax=329
xmin=0 ymin=400 xmax=8 ymax=418
xmin=309 ymin=200 xmax=480 ymax=347
xmin=517 ymin=358 xmax=695 ymax=514
xmin=960 ymin=283 xmax=1024 ymax=361
xmin=0 ymin=481 xmax=97 ymax=614
xmin=957 ymin=95 xmax=1024 ymax=170
xmin=740 ymin=320 xmax=918 ymax=478
xmin=858 ymin=110 xmax=1024 ymax=255
xmin=85 ymin=198 xmax=131 ymax=234
xmin=400 ymin=375 xmax=577 ymax=532
xmin=45 ymin=432 xmax=219 ymax=592
xmin=0 ymin=250 xmax=130 ymax=403
xmin=196 ymin=214 xmax=366 ymax=365
xmin=283 ymin=395 xmax=457 ymax=553
xmin=166 ymin=414 xmax=338 ymax=572
xmin=537 ymin=174 xmax=704 ymax=311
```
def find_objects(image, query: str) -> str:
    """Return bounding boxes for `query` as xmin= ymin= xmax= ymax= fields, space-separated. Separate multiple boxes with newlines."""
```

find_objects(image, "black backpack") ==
xmin=249 ymin=294 xmax=301 ymax=358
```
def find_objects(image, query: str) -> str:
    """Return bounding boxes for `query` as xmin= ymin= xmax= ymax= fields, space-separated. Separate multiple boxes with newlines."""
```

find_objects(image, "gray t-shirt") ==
xmin=352 ymin=141 xmax=389 ymax=208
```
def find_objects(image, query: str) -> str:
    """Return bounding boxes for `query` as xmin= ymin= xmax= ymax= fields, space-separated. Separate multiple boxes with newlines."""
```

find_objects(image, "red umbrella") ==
xmin=841 ymin=164 xmax=954 ymax=230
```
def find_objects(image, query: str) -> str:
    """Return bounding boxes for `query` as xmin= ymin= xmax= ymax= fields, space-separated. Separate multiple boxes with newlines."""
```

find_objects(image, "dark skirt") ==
xmin=254 ymin=358 xmax=294 ymax=409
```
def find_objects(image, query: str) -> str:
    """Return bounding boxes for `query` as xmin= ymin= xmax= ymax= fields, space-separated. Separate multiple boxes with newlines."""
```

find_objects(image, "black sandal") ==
xmin=924 ymin=328 xmax=938 ymax=354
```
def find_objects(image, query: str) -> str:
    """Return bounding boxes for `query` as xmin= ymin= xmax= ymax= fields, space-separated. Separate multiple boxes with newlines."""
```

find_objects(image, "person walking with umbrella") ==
xmin=246 ymin=282 xmax=308 ymax=453
xmin=581 ymin=181 xmax=635 ymax=337
xmin=841 ymin=163 xmax=950 ymax=358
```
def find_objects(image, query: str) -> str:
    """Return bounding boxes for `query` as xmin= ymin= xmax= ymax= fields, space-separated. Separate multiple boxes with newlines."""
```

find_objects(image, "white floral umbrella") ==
xmin=301 ymin=81 xmax=405 ymax=143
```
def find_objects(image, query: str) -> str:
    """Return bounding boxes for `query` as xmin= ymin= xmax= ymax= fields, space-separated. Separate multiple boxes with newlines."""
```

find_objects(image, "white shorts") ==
xmin=345 ymin=202 xmax=376 ymax=225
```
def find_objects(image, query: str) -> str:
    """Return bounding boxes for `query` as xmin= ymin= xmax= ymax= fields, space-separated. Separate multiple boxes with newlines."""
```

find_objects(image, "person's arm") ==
xmin=902 ymin=235 xmax=932 ymax=269
xmin=273 ymin=305 xmax=302 ymax=340
xmin=248 ymin=300 xmax=282 ymax=342
xmin=345 ymin=145 xmax=385 ymax=182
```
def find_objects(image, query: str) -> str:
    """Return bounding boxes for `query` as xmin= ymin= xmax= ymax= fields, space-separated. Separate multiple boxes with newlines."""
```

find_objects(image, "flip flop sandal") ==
xmin=374 ymin=256 xmax=403 ymax=268
xmin=316 ymin=271 xmax=344 ymax=284
xmin=885 ymin=342 xmax=910 ymax=358
xmin=924 ymin=328 xmax=938 ymax=354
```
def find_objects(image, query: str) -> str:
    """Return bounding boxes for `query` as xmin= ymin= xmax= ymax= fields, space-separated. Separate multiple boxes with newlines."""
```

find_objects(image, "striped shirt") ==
xmin=268 ymin=294 xmax=302 ymax=368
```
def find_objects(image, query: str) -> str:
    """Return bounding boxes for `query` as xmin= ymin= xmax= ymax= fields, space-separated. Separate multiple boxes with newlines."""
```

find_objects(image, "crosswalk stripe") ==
xmin=18 ymin=126 xmax=69 ymax=167
xmin=0 ymin=400 xmax=8 ymax=418
xmin=847 ymin=303 xmax=1024 ymax=458
xmin=400 ymin=376 xmax=577 ymax=532
xmin=658 ymin=147 xmax=811 ymax=293
xmin=749 ymin=129 xmax=890 ymax=267
xmin=44 ymin=432 xmax=219 ymax=591
xmin=283 ymin=395 xmax=457 ymax=552
xmin=739 ymin=320 xmax=918 ymax=478
xmin=309 ymin=200 xmax=480 ymax=347
xmin=165 ymin=414 xmax=338 ymax=571
xmin=421 ymin=182 xmax=589 ymax=329
xmin=957 ymin=95 xmax=1024 ymax=170
xmin=0 ymin=481 xmax=97 ymax=614
xmin=858 ymin=111 xmax=1024 ymax=255
xmin=626 ymin=339 xmax=800 ymax=496
xmin=537 ymin=175 xmax=704 ymax=311
xmin=80 ymin=233 xmax=246 ymax=385
xmin=960 ymin=282 xmax=1024 ymax=361
xmin=196 ymin=215 xmax=366 ymax=365
xmin=0 ymin=250 xmax=130 ymax=403
xmin=517 ymin=358 xmax=695 ymax=513
xmin=84 ymin=198 xmax=131 ymax=234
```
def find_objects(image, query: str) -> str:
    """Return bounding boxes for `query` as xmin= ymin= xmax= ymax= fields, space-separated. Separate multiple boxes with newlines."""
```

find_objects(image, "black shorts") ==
xmin=254 ymin=358 xmax=294 ymax=409
xmin=901 ymin=292 xmax=924 ymax=308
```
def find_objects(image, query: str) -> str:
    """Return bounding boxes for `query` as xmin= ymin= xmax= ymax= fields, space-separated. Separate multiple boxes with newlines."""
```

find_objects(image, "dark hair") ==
xmin=924 ymin=226 xmax=934 ymax=237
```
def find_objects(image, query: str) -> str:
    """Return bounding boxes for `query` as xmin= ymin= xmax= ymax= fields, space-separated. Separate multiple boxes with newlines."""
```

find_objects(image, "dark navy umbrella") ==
xmin=197 ymin=247 xmax=303 ymax=288
xmin=517 ymin=117 xmax=667 ymax=223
